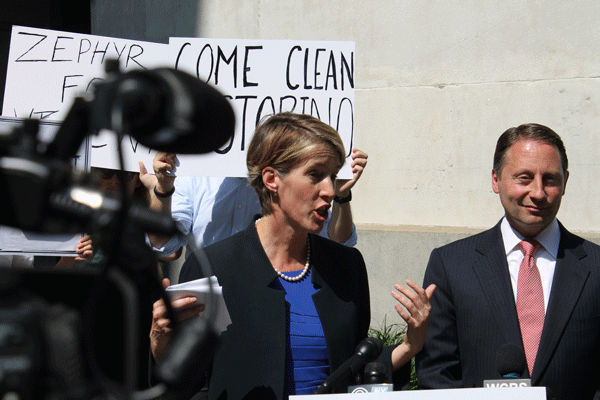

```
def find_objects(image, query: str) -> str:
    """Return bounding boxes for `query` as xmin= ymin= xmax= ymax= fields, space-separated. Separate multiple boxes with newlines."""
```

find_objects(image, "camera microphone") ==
xmin=49 ymin=186 xmax=179 ymax=236
xmin=92 ymin=67 xmax=235 ymax=155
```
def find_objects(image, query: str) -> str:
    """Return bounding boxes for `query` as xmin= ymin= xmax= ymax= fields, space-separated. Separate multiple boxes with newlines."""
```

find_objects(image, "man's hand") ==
xmin=139 ymin=152 xmax=177 ymax=194
xmin=335 ymin=148 xmax=368 ymax=197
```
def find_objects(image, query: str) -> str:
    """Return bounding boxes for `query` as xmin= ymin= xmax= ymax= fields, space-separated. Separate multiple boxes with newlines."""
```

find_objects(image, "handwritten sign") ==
xmin=2 ymin=25 xmax=170 ymax=121
xmin=3 ymin=27 xmax=355 ymax=177
xmin=167 ymin=37 xmax=355 ymax=177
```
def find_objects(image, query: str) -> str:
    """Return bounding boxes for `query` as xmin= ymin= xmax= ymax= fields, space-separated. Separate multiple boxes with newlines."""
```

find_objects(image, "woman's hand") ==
xmin=390 ymin=280 xmax=436 ymax=370
xmin=150 ymin=278 xmax=206 ymax=360
xmin=139 ymin=152 xmax=177 ymax=194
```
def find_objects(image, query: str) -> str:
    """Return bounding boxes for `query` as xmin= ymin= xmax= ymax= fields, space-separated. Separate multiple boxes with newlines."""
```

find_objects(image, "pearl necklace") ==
xmin=255 ymin=218 xmax=311 ymax=282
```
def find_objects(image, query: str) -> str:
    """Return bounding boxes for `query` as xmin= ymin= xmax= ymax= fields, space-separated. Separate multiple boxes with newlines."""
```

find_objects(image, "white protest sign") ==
xmin=2 ymin=25 xmax=170 ymax=121
xmin=167 ymin=37 xmax=355 ymax=177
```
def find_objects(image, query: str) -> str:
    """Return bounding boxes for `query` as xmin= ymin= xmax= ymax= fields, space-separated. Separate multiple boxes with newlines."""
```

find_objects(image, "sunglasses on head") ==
xmin=94 ymin=168 xmax=137 ymax=182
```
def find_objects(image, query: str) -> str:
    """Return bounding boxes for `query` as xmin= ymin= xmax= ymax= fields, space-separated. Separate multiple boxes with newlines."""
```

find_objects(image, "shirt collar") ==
xmin=500 ymin=217 xmax=560 ymax=258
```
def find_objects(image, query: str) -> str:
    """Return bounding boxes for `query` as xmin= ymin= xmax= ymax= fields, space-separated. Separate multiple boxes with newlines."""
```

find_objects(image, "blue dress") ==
xmin=273 ymin=268 xmax=329 ymax=396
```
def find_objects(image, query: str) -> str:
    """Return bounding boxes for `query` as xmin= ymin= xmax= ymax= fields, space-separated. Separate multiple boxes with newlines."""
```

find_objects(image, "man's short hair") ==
xmin=493 ymin=123 xmax=568 ymax=176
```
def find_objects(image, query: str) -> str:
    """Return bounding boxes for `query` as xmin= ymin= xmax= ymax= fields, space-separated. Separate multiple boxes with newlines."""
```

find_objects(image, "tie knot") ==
xmin=519 ymin=239 xmax=540 ymax=257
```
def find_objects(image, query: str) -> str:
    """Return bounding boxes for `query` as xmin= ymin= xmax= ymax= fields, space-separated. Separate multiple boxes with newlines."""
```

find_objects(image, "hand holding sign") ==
xmin=139 ymin=152 xmax=178 ymax=194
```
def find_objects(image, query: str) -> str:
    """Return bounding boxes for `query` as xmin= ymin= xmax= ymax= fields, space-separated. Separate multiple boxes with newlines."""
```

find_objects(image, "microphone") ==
xmin=347 ymin=361 xmax=393 ymax=393
xmin=483 ymin=343 xmax=531 ymax=388
xmin=91 ymin=66 xmax=235 ymax=154
xmin=363 ymin=361 xmax=389 ymax=384
xmin=497 ymin=343 xmax=528 ymax=378
xmin=313 ymin=337 xmax=383 ymax=394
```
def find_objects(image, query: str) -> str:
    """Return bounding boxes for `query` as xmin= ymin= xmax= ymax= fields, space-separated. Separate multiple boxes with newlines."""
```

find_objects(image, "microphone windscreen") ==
xmin=110 ymin=68 xmax=235 ymax=154
xmin=363 ymin=361 xmax=388 ymax=384
xmin=356 ymin=337 xmax=383 ymax=362
xmin=496 ymin=343 xmax=527 ymax=377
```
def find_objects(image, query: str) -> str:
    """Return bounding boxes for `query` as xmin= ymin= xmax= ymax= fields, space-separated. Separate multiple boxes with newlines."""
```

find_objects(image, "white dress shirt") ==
xmin=500 ymin=217 xmax=560 ymax=312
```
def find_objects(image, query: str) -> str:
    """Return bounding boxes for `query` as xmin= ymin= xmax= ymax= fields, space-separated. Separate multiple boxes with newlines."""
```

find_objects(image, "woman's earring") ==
xmin=269 ymin=188 xmax=278 ymax=200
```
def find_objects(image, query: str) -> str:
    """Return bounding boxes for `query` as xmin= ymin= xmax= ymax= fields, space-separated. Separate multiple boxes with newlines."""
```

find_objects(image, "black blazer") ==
xmin=416 ymin=220 xmax=600 ymax=400
xmin=179 ymin=223 xmax=409 ymax=399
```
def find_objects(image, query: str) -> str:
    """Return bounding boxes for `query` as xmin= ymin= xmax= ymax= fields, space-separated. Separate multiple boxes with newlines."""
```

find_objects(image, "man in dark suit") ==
xmin=416 ymin=123 xmax=600 ymax=400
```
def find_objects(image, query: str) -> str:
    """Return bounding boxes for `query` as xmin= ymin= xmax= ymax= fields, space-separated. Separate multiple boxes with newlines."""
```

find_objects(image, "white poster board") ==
xmin=2 ymin=25 xmax=170 ymax=121
xmin=164 ymin=37 xmax=355 ymax=178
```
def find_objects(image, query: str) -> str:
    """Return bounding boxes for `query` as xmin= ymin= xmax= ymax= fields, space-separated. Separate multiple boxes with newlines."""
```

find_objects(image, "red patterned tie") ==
xmin=516 ymin=239 xmax=544 ymax=375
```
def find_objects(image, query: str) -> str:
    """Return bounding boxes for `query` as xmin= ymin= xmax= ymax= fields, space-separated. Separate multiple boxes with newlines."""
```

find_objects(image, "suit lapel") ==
xmin=310 ymin=235 xmax=344 ymax=370
xmin=309 ymin=234 xmax=364 ymax=374
xmin=471 ymin=222 xmax=524 ymax=346
xmin=531 ymin=225 xmax=590 ymax=382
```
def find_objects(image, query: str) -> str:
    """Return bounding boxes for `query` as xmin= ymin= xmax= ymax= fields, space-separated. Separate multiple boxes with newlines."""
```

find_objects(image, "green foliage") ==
xmin=368 ymin=316 xmax=406 ymax=346
xmin=368 ymin=317 xmax=418 ymax=390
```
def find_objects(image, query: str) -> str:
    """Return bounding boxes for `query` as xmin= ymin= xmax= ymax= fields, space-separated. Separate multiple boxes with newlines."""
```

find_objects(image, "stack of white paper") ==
xmin=165 ymin=276 xmax=231 ymax=334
